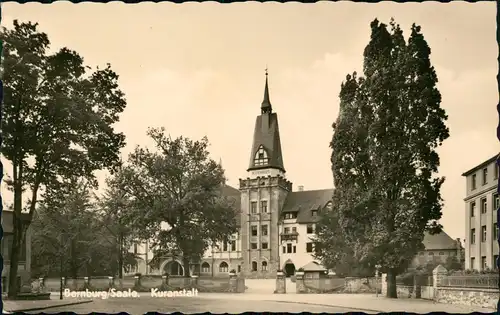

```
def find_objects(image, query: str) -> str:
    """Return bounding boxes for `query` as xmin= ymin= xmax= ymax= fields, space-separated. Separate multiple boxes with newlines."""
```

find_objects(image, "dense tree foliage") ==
xmin=314 ymin=18 xmax=449 ymax=298
xmin=112 ymin=128 xmax=238 ymax=276
xmin=1 ymin=20 xmax=126 ymax=296
xmin=31 ymin=178 xmax=139 ymax=278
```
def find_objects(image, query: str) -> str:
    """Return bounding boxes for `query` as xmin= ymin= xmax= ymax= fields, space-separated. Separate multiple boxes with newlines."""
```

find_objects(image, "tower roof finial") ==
xmin=261 ymin=66 xmax=272 ymax=114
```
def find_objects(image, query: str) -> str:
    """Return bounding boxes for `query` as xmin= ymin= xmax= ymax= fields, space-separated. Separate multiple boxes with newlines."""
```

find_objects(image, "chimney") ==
xmin=298 ymin=185 xmax=304 ymax=191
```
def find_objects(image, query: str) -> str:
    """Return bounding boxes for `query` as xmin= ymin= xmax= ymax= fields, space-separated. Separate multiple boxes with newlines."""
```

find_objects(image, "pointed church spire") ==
xmin=261 ymin=67 xmax=272 ymax=114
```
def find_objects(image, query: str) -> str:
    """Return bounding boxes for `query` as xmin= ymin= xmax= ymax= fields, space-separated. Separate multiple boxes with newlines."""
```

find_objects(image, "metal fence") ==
xmin=440 ymin=274 xmax=499 ymax=289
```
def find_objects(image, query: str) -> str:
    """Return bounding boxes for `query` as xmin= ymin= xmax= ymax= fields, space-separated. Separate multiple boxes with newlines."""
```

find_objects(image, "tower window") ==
xmin=261 ymin=201 xmax=268 ymax=213
xmin=262 ymin=242 xmax=268 ymax=249
xmin=253 ymin=146 xmax=269 ymax=167
xmin=251 ymin=202 xmax=258 ymax=214
xmin=262 ymin=261 xmax=268 ymax=271
xmin=261 ymin=225 xmax=268 ymax=236
xmin=251 ymin=225 xmax=258 ymax=236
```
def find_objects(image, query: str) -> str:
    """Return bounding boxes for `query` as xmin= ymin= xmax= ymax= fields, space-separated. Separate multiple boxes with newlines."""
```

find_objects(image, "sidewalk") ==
xmin=197 ymin=292 xmax=496 ymax=313
xmin=3 ymin=292 xmax=92 ymax=313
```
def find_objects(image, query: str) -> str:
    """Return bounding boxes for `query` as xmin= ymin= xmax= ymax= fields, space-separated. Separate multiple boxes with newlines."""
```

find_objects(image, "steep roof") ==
xmin=247 ymin=113 xmax=285 ymax=173
xmin=221 ymin=185 xmax=241 ymax=227
xmin=282 ymin=189 xmax=334 ymax=224
xmin=423 ymin=230 xmax=459 ymax=251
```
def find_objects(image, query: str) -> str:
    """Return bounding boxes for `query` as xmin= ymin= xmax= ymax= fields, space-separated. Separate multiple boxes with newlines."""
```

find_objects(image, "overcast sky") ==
xmin=2 ymin=1 xmax=497 ymax=240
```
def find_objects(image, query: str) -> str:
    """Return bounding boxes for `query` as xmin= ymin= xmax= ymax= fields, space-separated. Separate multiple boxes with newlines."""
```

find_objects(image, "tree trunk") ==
xmin=118 ymin=234 xmax=123 ymax=279
xmin=182 ymin=256 xmax=190 ymax=277
xmin=8 ymin=178 xmax=24 ymax=298
xmin=386 ymin=268 xmax=398 ymax=298
xmin=7 ymin=221 xmax=22 ymax=298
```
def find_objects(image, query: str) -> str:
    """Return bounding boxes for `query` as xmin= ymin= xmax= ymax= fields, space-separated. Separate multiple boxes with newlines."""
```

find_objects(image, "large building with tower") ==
xmin=128 ymin=73 xmax=462 ymax=279
xmin=128 ymin=73 xmax=333 ymax=278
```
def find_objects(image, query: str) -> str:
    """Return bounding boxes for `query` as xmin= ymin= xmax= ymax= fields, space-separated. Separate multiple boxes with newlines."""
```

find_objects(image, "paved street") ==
xmin=24 ymin=295 xmax=370 ymax=314
xmin=15 ymin=291 xmax=495 ymax=314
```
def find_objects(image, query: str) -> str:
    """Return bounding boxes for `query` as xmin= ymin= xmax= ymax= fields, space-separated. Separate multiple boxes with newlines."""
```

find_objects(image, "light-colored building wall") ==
xmin=279 ymin=221 xmax=317 ymax=270
xmin=463 ymin=155 xmax=499 ymax=271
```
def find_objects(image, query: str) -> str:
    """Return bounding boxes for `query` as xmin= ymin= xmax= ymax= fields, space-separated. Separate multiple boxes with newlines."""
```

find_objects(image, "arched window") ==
xmin=261 ymin=261 xmax=268 ymax=271
xmin=201 ymin=262 xmax=210 ymax=273
xmin=219 ymin=261 xmax=229 ymax=273
xmin=252 ymin=261 xmax=258 ymax=271
xmin=253 ymin=146 xmax=269 ymax=167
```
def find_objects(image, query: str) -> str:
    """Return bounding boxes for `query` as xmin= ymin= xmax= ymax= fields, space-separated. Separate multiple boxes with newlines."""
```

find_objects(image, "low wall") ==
xmin=298 ymin=277 xmax=345 ymax=293
xmin=435 ymin=286 xmax=497 ymax=310
xmin=35 ymin=275 xmax=243 ymax=293
xmin=396 ymin=285 xmax=413 ymax=298
xmin=344 ymin=277 xmax=379 ymax=293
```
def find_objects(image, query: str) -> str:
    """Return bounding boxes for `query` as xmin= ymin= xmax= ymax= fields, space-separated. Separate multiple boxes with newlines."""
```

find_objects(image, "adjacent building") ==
xmin=410 ymin=231 xmax=463 ymax=268
xmin=462 ymin=155 xmax=499 ymax=270
xmin=1 ymin=210 xmax=32 ymax=293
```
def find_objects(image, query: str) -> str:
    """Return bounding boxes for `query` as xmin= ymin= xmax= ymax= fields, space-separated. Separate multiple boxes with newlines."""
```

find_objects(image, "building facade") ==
xmin=462 ymin=155 xmax=499 ymax=270
xmin=128 ymin=73 xmax=333 ymax=278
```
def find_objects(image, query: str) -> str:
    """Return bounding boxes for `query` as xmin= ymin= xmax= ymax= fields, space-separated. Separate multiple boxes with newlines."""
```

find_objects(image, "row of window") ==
xmin=470 ymin=194 xmax=499 ymax=217
xmin=250 ymin=224 xmax=316 ymax=237
xmin=470 ymin=255 xmax=498 ymax=270
xmin=251 ymin=201 xmax=268 ymax=214
xmin=470 ymin=224 xmax=499 ymax=244
xmin=471 ymin=164 xmax=499 ymax=190
xmin=283 ymin=211 xmax=318 ymax=220
xmin=200 ymin=261 xmax=270 ymax=273
xmin=418 ymin=251 xmax=454 ymax=256
xmin=282 ymin=242 xmax=315 ymax=253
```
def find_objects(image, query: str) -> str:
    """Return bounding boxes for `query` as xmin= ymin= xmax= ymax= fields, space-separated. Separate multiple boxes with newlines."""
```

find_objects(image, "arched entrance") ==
xmin=284 ymin=262 xmax=296 ymax=277
xmin=163 ymin=260 xmax=184 ymax=276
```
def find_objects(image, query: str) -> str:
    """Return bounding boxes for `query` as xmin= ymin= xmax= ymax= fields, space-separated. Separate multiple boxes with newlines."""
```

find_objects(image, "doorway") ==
xmin=284 ymin=263 xmax=296 ymax=277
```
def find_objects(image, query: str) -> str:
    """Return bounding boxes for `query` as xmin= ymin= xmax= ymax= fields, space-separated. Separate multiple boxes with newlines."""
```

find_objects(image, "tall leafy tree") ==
xmin=1 ymin=20 xmax=126 ymax=296
xmin=32 ymin=179 xmax=99 ymax=279
xmin=97 ymin=177 xmax=141 ymax=279
xmin=315 ymin=19 xmax=449 ymax=298
xmin=114 ymin=128 xmax=238 ymax=277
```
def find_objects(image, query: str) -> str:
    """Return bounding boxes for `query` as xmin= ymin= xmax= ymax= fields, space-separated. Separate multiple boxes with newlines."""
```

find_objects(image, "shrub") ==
xmin=230 ymin=269 xmax=236 ymax=273
xmin=134 ymin=273 xmax=142 ymax=277
xmin=297 ymin=268 xmax=305 ymax=272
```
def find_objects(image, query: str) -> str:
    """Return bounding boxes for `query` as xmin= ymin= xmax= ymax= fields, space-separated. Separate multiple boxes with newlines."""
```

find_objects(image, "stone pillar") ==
xmin=84 ymin=276 xmax=90 ymax=289
xmin=413 ymin=274 xmax=421 ymax=299
xmin=108 ymin=276 xmax=114 ymax=289
xmin=38 ymin=277 xmax=46 ymax=292
xmin=295 ymin=271 xmax=306 ymax=293
xmin=274 ymin=270 xmax=286 ymax=294
xmin=191 ymin=275 xmax=199 ymax=287
xmin=432 ymin=265 xmax=447 ymax=302
xmin=229 ymin=272 xmax=238 ymax=293
xmin=381 ymin=273 xmax=387 ymax=296
xmin=134 ymin=275 xmax=141 ymax=288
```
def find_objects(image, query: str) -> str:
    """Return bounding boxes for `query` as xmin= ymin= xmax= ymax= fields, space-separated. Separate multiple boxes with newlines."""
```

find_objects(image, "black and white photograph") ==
xmin=0 ymin=1 xmax=498 ymax=313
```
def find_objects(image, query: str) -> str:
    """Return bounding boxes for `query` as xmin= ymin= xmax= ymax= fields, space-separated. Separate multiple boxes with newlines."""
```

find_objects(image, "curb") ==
xmin=5 ymin=299 xmax=93 ymax=312
xmin=265 ymin=299 xmax=381 ymax=313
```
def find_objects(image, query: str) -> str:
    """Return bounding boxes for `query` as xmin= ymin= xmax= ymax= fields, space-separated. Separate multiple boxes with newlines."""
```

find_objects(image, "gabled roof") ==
xmin=423 ymin=230 xmax=459 ymax=251
xmin=282 ymin=189 xmax=334 ymax=224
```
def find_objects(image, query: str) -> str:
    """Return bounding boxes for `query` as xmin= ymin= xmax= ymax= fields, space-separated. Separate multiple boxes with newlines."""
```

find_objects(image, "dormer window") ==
xmin=311 ymin=210 xmax=318 ymax=217
xmin=254 ymin=146 xmax=269 ymax=167
xmin=284 ymin=212 xmax=297 ymax=219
